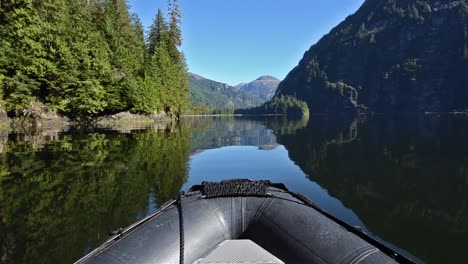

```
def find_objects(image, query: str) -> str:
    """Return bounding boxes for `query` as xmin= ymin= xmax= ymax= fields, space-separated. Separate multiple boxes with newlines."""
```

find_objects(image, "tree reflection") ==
xmin=274 ymin=115 xmax=468 ymax=263
xmin=0 ymin=127 xmax=190 ymax=264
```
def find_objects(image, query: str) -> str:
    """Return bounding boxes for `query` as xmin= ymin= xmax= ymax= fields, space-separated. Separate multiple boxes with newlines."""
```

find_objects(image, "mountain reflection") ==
xmin=0 ymin=117 xmax=310 ymax=264
xmin=273 ymin=115 xmax=468 ymax=263
xmin=183 ymin=116 xmax=308 ymax=153
xmin=0 ymin=115 xmax=466 ymax=263
xmin=183 ymin=117 xmax=307 ymax=153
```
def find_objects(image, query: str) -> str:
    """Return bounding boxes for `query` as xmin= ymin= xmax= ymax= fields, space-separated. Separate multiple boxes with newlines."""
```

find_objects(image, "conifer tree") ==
xmin=130 ymin=8 xmax=168 ymax=114
xmin=131 ymin=13 xmax=146 ymax=77
xmin=48 ymin=0 xmax=116 ymax=119
xmin=167 ymin=0 xmax=183 ymax=59
xmin=101 ymin=0 xmax=145 ymax=111
xmin=147 ymin=9 xmax=169 ymax=56
xmin=153 ymin=41 xmax=175 ymax=111
xmin=166 ymin=0 xmax=189 ymax=115
xmin=84 ymin=0 xmax=105 ymax=27
xmin=0 ymin=0 xmax=56 ymax=114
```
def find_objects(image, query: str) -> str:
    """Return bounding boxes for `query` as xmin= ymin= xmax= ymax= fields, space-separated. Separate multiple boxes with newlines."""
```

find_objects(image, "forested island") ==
xmin=0 ymin=0 xmax=188 ymax=123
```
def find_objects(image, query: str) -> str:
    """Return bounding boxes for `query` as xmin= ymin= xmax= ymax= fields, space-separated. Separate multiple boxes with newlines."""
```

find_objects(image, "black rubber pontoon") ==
xmin=76 ymin=180 xmax=414 ymax=264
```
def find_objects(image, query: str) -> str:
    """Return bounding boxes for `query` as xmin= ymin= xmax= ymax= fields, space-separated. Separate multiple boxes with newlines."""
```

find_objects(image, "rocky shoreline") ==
xmin=0 ymin=106 xmax=179 ymax=154
xmin=0 ymin=103 xmax=176 ymax=134
xmin=1 ymin=104 xmax=467 ymax=134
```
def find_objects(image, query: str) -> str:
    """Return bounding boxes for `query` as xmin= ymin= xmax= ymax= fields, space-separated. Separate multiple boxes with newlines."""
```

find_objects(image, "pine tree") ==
xmin=172 ymin=53 xmax=189 ymax=114
xmin=153 ymin=41 xmax=173 ymax=112
xmin=166 ymin=0 xmax=189 ymax=115
xmin=131 ymin=13 xmax=146 ymax=77
xmin=47 ymin=0 xmax=116 ymax=119
xmin=101 ymin=0 xmax=146 ymax=111
xmin=129 ymin=11 xmax=163 ymax=115
xmin=167 ymin=0 xmax=182 ymax=47
xmin=137 ymin=1 xmax=189 ymax=116
xmin=130 ymin=75 xmax=161 ymax=114
xmin=103 ymin=0 xmax=146 ymax=76
xmin=130 ymin=8 xmax=169 ymax=114
xmin=0 ymin=0 xmax=62 ymax=115
xmin=147 ymin=9 xmax=169 ymax=56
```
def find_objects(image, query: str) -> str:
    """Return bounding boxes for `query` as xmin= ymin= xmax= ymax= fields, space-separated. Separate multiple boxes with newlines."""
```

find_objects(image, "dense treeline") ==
xmin=0 ymin=0 xmax=188 ymax=121
xmin=185 ymin=106 xmax=236 ymax=115
xmin=235 ymin=95 xmax=309 ymax=116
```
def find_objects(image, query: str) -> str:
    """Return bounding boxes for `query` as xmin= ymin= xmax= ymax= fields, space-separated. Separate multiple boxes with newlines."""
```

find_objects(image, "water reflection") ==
xmin=183 ymin=117 xmax=279 ymax=153
xmin=274 ymin=115 xmax=468 ymax=263
xmin=0 ymin=115 xmax=466 ymax=263
xmin=0 ymin=128 xmax=190 ymax=264
xmin=182 ymin=116 xmax=311 ymax=154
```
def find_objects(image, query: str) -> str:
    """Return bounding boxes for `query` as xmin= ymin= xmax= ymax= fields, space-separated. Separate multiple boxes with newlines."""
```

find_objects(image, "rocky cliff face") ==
xmin=235 ymin=75 xmax=280 ymax=103
xmin=276 ymin=0 xmax=468 ymax=113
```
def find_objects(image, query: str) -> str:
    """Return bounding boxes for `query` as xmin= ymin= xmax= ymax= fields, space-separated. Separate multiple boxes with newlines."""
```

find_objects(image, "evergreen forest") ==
xmin=235 ymin=95 xmax=310 ymax=117
xmin=276 ymin=0 xmax=468 ymax=113
xmin=0 ymin=0 xmax=189 ymax=121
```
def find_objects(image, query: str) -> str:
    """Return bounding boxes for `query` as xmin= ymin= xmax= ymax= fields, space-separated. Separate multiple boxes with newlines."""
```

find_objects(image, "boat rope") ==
xmin=201 ymin=179 xmax=271 ymax=198
xmin=177 ymin=191 xmax=185 ymax=264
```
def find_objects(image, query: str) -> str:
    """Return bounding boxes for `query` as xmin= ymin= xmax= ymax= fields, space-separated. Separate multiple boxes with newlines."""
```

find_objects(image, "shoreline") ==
xmin=181 ymin=113 xmax=286 ymax=117
xmin=1 ymin=111 xmax=467 ymax=134
xmin=0 ymin=111 xmax=176 ymax=134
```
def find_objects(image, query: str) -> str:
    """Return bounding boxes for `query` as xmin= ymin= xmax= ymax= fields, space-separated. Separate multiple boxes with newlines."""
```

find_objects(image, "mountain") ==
xmin=235 ymin=75 xmax=281 ymax=102
xmin=189 ymin=73 xmax=261 ymax=109
xmin=189 ymin=74 xmax=280 ymax=109
xmin=276 ymin=0 xmax=468 ymax=113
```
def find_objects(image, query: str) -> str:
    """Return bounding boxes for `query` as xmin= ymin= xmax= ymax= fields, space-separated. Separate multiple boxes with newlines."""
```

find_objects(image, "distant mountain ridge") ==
xmin=236 ymin=75 xmax=280 ymax=102
xmin=276 ymin=0 xmax=468 ymax=113
xmin=189 ymin=73 xmax=280 ymax=109
xmin=189 ymin=73 xmax=261 ymax=109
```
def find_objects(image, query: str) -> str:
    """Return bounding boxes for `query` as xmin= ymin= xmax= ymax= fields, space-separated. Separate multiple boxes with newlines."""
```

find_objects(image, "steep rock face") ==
xmin=235 ymin=75 xmax=280 ymax=103
xmin=276 ymin=0 xmax=468 ymax=113
xmin=189 ymin=73 xmax=261 ymax=109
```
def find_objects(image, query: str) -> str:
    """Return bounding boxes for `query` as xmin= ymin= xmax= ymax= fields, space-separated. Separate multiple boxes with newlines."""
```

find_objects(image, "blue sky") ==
xmin=128 ymin=0 xmax=365 ymax=85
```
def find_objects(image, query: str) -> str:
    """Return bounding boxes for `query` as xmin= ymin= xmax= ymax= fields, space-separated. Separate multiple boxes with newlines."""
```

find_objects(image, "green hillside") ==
xmin=276 ymin=0 xmax=468 ymax=113
xmin=189 ymin=73 xmax=261 ymax=109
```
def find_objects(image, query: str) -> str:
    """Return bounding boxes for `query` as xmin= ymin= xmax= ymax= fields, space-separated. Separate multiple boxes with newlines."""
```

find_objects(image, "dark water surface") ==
xmin=0 ymin=115 xmax=467 ymax=263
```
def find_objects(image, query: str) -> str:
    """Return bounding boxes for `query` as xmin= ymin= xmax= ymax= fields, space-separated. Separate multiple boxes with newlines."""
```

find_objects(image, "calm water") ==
xmin=0 ymin=115 xmax=467 ymax=263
